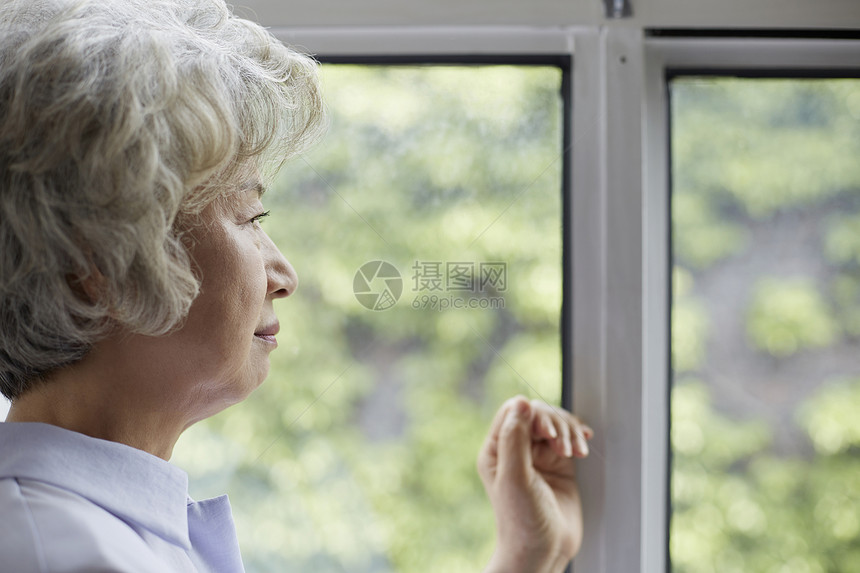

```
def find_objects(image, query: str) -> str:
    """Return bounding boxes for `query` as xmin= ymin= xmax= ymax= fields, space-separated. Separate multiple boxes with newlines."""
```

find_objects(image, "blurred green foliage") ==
xmin=672 ymin=78 xmax=860 ymax=572
xmin=746 ymin=279 xmax=838 ymax=357
xmin=673 ymin=268 xmax=709 ymax=372
xmin=172 ymin=65 xmax=564 ymax=572
xmin=672 ymin=380 xmax=860 ymax=573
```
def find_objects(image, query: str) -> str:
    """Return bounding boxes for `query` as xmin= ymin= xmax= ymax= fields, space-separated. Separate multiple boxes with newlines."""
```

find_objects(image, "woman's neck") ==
xmin=6 ymin=346 xmax=193 ymax=460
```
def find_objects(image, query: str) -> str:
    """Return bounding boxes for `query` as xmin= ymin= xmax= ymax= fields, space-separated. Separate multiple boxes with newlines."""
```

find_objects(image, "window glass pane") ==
xmin=670 ymin=77 xmax=860 ymax=573
xmin=172 ymin=64 xmax=565 ymax=573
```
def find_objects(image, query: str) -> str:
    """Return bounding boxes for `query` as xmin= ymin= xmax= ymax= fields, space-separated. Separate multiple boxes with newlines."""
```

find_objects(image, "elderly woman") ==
xmin=0 ymin=0 xmax=592 ymax=571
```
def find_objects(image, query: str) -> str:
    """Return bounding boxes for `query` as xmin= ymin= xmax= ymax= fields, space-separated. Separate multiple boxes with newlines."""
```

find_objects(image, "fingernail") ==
xmin=578 ymin=435 xmax=589 ymax=456
xmin=547 ymin=422 xmax=558 ymax=438
xmin=516 ymin=400 xmax=530 ymax=418
xmin=564 ymin=436 xmax=573 ymax=457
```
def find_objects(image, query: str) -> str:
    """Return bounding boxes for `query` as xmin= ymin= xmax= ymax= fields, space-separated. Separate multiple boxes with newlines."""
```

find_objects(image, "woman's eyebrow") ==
xmin=242 ymin=181 xmax=266 ymax=198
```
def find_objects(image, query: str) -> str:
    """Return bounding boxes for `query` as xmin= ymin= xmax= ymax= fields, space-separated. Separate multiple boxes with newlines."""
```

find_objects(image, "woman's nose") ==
xmin=264 ymin=234 xmax=297 ymax=298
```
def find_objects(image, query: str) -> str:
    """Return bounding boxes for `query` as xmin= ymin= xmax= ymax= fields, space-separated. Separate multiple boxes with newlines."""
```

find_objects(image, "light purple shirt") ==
xmin=0 ymin=422 xmax=245 ymax=573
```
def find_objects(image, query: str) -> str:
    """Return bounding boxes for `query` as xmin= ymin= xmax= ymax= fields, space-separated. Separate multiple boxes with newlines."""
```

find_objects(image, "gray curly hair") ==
xmin=0 ymin=0 xmax=325 ymax=399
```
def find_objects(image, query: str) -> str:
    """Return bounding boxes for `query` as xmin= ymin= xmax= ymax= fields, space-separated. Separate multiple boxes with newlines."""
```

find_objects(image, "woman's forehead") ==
xmin=231 ymin=161 xmax=266 ymax=197
xmin=218 ymin=179 xmax=265 ymax=211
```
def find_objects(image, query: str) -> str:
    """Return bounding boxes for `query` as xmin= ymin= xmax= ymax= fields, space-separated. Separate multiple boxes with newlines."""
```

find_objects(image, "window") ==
xmin=567 ymin=34 xmax=860 ymax=573
xmin=670 ymin=76 xmax=860 ymax=573
xmin=172 ymin=62 xmax=568 ymax=573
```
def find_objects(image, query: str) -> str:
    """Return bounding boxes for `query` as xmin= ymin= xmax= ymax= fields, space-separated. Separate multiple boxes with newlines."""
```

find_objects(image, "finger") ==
xmin=539 ymin=414 xmax=571 ymax=459
xmin=550 ymin=429 xmax=569 ymax=459
xmin=572 ymin=425 xmax=589 ymax=457
xmin=581 ymin=424 xmax=594 ymax=440
xmin=531 ymin=410 xmax=558 ymax=441
xmin=485 ymin=396 xmax=529 ymax=446
xmin=478 ymin=396 xmax=530 ymax=479
xmin=496 ymin=397 xmax=534 ymax=483
xmin=538 ymin=413 xmax=569 ymax=459
xmin=558 ymin=417 xmax=573 ymax=458
xmin=530 ymin=401 xmax=587 ymax=458
xmin=571 ymin=424 xmax=593 ymax=443
xmin=523 ymin=401 xmax=593 ymax=458
xmin=565 ymin=417 xmax=591 ymax=457
xmin=544 ymin=405 xmax=593 ymax=446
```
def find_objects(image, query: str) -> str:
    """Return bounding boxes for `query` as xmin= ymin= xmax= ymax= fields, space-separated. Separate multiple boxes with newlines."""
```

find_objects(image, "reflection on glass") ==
xmin=172 ymin=65 xmax=564 ymax=573
xmin=671 ymin=78 xmax=860 ymax=573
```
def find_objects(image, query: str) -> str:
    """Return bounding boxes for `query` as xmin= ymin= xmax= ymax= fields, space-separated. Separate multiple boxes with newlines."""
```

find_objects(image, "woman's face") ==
xmin=131 ymin=176 xmax=297 ymax=420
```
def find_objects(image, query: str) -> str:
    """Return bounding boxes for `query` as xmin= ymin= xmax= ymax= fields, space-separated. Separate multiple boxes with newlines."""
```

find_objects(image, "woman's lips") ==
xmin=254 ymin=333 xmax=277 ymax=345
xmin=254 ymin=321 xmax=279 ymax=345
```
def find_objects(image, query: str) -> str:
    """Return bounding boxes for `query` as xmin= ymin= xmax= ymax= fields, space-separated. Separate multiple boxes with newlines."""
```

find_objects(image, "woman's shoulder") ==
xmin=0 ymin=477 xmax=183 ymax=573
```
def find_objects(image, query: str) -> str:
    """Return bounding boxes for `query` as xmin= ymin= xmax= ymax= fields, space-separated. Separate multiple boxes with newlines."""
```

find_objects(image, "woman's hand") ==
xmin=478 ymin=396 xmax=593 ymax=573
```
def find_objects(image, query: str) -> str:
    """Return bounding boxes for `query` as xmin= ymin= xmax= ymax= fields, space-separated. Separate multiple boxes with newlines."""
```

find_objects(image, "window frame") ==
xmin=245 ymin=0 xmax=860 ymax=29
xmin=574 ymin=31 xmax=860 ymax=573
xmin=639 ymin=35 xmax=860 ymax=573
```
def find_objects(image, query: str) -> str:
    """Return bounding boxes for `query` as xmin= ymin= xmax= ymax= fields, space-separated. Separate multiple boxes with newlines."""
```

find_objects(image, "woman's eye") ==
xmin=249 ymin=210 xmax=270 ymax=225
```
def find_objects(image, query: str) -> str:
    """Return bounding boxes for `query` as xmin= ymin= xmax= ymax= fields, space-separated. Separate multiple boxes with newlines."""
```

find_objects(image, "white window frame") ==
xmin=574 ymin=32 xmax=860 ymax=573
xmin=585 ymin=33 xmax=860 ymax=573
xmin=245 ymin=0 xmax=860 ymax=29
